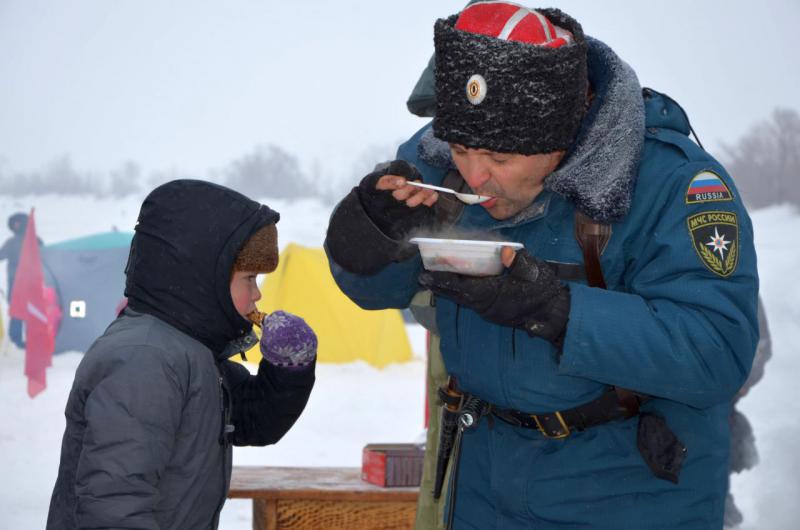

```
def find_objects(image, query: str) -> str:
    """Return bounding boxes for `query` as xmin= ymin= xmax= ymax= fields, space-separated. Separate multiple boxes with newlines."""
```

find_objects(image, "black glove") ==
xmin=418 ymin=249 xmax=570 ymax=346
xmin=357 ymin=160 xmax=437 ymax=240
xmin=325 ymin=160 xmax=436 ymax=276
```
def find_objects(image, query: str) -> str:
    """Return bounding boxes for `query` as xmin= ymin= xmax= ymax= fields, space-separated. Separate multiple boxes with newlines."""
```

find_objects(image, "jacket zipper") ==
xmin=511 ymin=328 xmax=516 ymax=359
xmin=454 ymin=304 xmax=461 ymax=348
xmin=211 ymin=375 xmax=230 ymax=528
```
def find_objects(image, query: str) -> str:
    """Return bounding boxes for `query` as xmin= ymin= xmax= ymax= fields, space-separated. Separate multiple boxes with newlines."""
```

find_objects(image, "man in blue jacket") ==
xmin=326 ymin=3 xmax=758 ymax=529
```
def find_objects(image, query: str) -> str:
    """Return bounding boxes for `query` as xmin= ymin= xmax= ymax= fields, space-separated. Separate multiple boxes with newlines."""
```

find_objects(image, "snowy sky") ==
xmin=1 ymin=0 xmax=798 ymax=182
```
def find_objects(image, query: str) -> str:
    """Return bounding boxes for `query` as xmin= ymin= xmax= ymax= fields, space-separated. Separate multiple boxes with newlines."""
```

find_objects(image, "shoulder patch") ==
xmin=685 ymin=170 xmax=733 ymax=204
xmin=687 ymin=211 xmax=739 ymax=277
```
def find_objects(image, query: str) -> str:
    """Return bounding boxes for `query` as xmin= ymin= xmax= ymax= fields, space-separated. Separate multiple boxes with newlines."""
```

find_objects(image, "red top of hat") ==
xmin=455 ymin=2 xmax=571 ymax=48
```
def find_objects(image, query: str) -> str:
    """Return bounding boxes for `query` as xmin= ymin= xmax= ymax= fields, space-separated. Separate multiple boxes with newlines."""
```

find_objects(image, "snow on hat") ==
xmin=233 ymin=222 xmax=278 ymax=274
xmin=433 ymin=3 xmax=588 ymax=155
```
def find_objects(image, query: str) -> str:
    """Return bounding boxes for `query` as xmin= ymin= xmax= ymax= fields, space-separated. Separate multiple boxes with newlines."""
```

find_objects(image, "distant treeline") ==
xmin=722 ymin=108 xmax=800 ymax=210
xmin=0 ymin=143 xmax=397 ymax=205
xmin=1 ymin=108 xmax=798 ymax=210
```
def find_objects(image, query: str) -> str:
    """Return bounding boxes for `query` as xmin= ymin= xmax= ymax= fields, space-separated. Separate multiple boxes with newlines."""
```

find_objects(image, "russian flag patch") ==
xmin=685 ymin=170 xmax=733 ymax=204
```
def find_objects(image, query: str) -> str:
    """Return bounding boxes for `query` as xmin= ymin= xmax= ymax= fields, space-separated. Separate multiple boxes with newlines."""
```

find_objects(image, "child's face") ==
xmin=230 ymin=270 xmax=262 ymax=318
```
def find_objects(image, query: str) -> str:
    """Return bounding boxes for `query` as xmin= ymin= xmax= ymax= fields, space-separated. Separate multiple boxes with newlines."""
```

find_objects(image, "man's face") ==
xmin=450 ymin=144 xmax=565 ymax=220
xmin=230 ymin=270 xmax=262 ymax=318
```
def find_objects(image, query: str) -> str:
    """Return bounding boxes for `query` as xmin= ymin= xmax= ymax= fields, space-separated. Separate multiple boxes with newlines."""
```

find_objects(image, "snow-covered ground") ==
xmin=0 ymin=194 xmax=797 ymax=529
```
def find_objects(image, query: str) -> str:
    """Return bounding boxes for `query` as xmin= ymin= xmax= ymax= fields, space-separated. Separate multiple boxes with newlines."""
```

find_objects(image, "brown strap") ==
xmin=573 ymin=211 xmax=611 ymax=290
xmin=613 ymin=387 xmax=643 ymax=418
xmin=434 ymin=170 xmax=468 ymax=225
xmin=439 ymin=376 xmax=464 ymax=412
xmin=573 ymin=211 xmax=642 ymax=417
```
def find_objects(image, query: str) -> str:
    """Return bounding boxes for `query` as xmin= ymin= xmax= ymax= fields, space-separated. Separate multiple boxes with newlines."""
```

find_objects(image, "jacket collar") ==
xmin=545 ymin=37 xmax=645 ymax=223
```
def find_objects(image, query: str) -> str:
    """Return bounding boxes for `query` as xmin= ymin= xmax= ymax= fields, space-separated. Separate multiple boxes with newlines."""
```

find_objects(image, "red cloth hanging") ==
xmin=9 ymin=209 xmax=55 ymax=398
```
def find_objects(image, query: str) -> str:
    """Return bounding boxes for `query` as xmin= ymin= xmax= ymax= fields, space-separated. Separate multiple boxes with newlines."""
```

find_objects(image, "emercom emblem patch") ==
xmin=685 ymin=170 xmax=733 ymax=204
xmin=687 ymin=211 xmax=739 ymax=277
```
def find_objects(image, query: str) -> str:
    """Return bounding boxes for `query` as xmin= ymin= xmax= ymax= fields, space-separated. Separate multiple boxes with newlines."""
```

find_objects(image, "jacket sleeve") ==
xmin=326 ymin=244 xmax=424 ymax=310
xmin=222 ymin=358 xmax=315 ymax=446
xmin=74 ymin=347 xmax=184 ymax=530
xmin=323 ymin=129 xmax=433 ymax=310
xmin=559 ymin=160 xmax=759 ymax=409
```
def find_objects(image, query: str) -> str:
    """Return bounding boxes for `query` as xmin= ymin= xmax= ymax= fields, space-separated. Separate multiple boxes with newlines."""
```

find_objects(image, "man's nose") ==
xmin=252 ymin=287 xmax=262 ymax=302
xmin=459 ymin=158 xmax=491 ymax=190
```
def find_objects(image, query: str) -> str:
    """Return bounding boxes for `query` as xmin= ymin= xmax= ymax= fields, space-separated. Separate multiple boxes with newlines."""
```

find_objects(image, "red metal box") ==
xmin=361 ymin=443 xmax=425 ymax=487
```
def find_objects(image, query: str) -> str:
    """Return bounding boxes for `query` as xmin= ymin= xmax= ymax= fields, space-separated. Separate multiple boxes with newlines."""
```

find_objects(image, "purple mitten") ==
xmin=260 ymin=310 xmax=317 ymax=368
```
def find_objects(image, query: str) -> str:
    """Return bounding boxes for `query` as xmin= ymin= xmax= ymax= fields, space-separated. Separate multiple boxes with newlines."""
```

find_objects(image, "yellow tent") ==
xmin=242 ymin=243 xmax=412 ymax=368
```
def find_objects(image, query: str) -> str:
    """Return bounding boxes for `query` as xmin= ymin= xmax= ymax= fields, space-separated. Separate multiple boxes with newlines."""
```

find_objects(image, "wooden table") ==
xmin=229 ymin=466 xmax=419 ymax=530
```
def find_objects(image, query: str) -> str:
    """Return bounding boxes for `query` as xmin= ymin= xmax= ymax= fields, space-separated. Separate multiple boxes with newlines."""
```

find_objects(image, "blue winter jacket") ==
xmin=328 ymin=38 xmax=758 ymax=529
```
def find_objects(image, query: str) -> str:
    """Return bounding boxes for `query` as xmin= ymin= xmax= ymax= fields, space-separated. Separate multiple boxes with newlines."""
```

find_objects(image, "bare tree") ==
xmin=723 ymin=108 xmax=800 ymax=209
xmin=316 ymin=142 xmax=401 ymax=204
xmin=0 ymin=155 xmax=99 ymax=196
xmin=147 ymin=168 xmax=199 ymax=190
xmin=223 ymin=144 xmax=311 ymax=199
xmin=107 ymin=161 xmax=142 ymax=198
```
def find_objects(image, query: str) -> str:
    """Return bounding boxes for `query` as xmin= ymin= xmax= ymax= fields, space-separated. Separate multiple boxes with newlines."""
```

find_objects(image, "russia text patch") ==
xmin=687 ymin=211 xmax=739 ymax=277
xmin=685 ymin=171 xmax=733 ymax=204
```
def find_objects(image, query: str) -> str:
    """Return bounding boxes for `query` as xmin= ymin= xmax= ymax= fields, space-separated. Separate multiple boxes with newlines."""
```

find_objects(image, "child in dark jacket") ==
xmin=47 ymin=179 xmax=316 ymax=530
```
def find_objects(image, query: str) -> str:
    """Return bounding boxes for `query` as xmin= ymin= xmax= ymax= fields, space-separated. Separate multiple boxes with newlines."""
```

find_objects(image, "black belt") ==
xmin=492 ymin=389 xmax=647 ymax=439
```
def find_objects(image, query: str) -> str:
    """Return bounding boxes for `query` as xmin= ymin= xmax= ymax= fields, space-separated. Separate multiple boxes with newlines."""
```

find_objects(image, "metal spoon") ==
xmin=405 ymin=181 xmax=492 ymax=205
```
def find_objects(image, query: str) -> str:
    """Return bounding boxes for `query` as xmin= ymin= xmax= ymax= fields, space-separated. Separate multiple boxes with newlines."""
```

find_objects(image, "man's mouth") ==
xmin=480 ymin=197 xmax=499 ymax=209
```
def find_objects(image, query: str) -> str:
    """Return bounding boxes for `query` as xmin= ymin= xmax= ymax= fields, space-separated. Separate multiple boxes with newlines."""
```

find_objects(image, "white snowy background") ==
xmin=0 ymin=195 xmax=798 ymax=529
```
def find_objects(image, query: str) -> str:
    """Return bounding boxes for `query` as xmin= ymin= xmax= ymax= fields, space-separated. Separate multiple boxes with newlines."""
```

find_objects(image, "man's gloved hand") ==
xmin=260 ymin=311 xmax=317 ymax=368
xmin=325 ymin=159 xmax=439 ymax=276
xmin=418 ymin=249 xmax=570 ymax=346
xmin=357 ymin=159 xmax=437 ymax=240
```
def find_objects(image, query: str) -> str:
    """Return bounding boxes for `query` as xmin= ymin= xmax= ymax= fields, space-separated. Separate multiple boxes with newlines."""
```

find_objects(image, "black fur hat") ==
xmin=233 ymin=223 xmax=279 ymax=274
xmin=432 ymin=7 xmax=588 ymax=155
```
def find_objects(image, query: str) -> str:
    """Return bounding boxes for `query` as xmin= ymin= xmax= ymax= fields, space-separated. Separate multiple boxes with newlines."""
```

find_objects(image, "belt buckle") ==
xmin=532 ymin=411 xmax=570 ymax=439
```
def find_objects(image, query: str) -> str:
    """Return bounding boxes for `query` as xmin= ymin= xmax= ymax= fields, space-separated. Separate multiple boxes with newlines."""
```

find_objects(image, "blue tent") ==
xmin=43 ymin=231 xmax=132 ymax=354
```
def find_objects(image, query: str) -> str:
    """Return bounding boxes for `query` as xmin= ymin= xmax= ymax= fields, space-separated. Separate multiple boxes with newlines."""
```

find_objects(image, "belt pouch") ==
xmin=636 ymin=413 xmax=687 ymax=483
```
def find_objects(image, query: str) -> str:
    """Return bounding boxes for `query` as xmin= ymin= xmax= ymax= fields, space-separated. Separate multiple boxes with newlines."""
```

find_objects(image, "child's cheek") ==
xmin=230 ymin=283 xmax=249 ymax=316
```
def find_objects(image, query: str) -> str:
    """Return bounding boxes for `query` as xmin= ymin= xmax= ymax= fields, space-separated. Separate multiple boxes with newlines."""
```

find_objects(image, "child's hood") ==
xmin=124 ymin=179 xmax=280 ymax=355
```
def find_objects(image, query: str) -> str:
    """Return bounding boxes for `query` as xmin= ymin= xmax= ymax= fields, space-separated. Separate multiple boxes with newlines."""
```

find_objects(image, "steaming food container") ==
xmin=409 ymin=237 xmax=524 ymax=276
